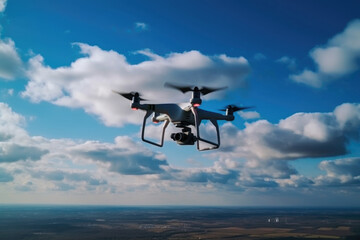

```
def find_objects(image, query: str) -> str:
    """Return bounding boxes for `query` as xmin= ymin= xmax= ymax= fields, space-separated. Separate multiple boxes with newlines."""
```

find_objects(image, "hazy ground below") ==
xmin=0 ymin=205 xmax=359 ymax=240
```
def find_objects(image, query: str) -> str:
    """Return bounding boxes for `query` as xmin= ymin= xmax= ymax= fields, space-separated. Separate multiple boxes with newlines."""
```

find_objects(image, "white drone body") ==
xmin=115 ymin=83 xmax=251 ymax=151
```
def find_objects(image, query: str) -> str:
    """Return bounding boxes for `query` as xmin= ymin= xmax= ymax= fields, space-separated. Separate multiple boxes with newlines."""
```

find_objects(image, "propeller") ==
xmin=113 ymin=90 xmax=146 ymax=101
xmin=219 ymin=104 xmax=254 ymax=113
xmin=164 ymin=82 xmax=227 ymax=96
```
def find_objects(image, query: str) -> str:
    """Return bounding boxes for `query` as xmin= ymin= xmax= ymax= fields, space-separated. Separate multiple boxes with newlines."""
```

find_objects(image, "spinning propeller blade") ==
xmin=200 ymin=86 xmax=228 ymax=96
xmin=219 ymin=104 xmax=254 ymax=112
xmin=164 ymin=82 xmax=227 ymax=95
xmin=113 ymin=91 xmax=146 ymax=101
xmin=164 ymin=82 xmax=193 ymax=93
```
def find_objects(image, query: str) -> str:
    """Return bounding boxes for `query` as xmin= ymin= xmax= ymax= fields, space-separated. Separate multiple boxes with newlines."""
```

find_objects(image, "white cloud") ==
xmin=0 ymin=101 xmax=170 ymax=195
xmin=275 ymin=174 xmax=314 ymax=188
xmin=0 ymin=102 xmax=28 ymax=141
xmin=310 ymin=46 xmax=357 ymax=75
xmin=276 ymin=56 xmax=297 ymax=70
xmin=0 ymin=0 xmax=6 ymax=13
xmin=135 ymin=22 xmax=149 ymax=31
xmin=0 ymin=100 xmax=284 ymax=193
xmin=0 ymin=103 xmax=49 ymax=162
xmin=320 ymin=158 xmax=360 ymax=178
xmin=316 ymin=158 xmax=360 ymax=187
xmin=22 ymin=43 xmax=250 ymax=127
xmin=334 ymin=103 xmax=360 ymax=138
xmin=29 ymin=169 xmax=107 ymax=187
xmin=290 ymin=69 xmax=323 ymax=88
xmin=1 ymin=101 xmax=360 ymax=204
xmin=0 ymin=38 xmax=23 ymax=80
xmin=0 ymin=167 xmax=13 ymax=182
xmin=135 ymin=102 xmax=360 ymax=191
xmin=238 ymin=110 xmax=260 ymax=120
xmin=0 ymin=143 xmax=48 ymax=162
xmin=7 ymin=88 xmax=13 ymax=96
xmin=291 ymin=19 xmax=360 ymax=87
xmin=71 ymin=136 xmax=169 ymax=175
xmin=0 ymin=101 xmax=168 ymax=177
xmin=219 ymin=103 xmax=360 ymax=162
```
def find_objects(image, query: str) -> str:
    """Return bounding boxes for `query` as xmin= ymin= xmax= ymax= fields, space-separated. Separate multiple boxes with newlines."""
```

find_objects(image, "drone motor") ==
xmin=164 ymin=83 xmax=227 ymax=108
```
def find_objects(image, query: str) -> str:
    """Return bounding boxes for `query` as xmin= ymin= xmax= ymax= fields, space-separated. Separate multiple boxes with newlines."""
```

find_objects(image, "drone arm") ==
xmin=132 ymin=102 xmax=185 ymax=124
xmin=141 ymin=110 xmax=169 ymax=147
xmin=132 ymin=102 xmax=177 ymax=114
xmin=131 ymin=102 xmax=151 ymax=111
xmin=196 ymin=109 xmax=235 ymax=121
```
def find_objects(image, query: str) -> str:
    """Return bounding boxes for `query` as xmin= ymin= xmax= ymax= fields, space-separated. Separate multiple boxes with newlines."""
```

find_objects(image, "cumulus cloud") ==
xmin=71 ymin=136 xmax=168 ymax=175
xmin=22 ymin=43 xmax=250 ymax=126
xmin=165 ymin=158 xmax=240 ymax=185
xmin=0 ymin=101 xmax=169 ymax=195
xmin=1 ymin=100 xmax=360 ymax=202
xmin=0 ymin=99 xmax=284 ymax=193
xmin=29 ymin=169 xmax=107 ymax=186
xmin=0 ymin=100 xmax=168 ymax=178
xmin=334 ymin=103 xmax=360 ymax=139
xmin=167 ymin=158 xmax=293 ymax=190
xmin=291 ymin=19 xmax=360 ymax=87
xmin=0 ymin=143 xmax=48 ymax=162
xmin=0 ymin=38 xmax=23 ymax=80
xmin=219 ymin=103 xmax=360 ymax=162
xmin=290 ymin=69 xmax=323 ymax=88
xmin=0 ymin=103 xmax=49 ymax=162
xmin=238 ymin=110 xmax=260 ymax=120
xmin=320 ymin=158 xmax=360 ymax=178
xmin=275 ymin=174 xmax=314 ymax=188
xmin=316 ymin=158 xmax=360 ymax=187
xmin=198 ymin=103 xmax=360 ymax=193
xmin=0 ymin=103 xmax=25 ymax=131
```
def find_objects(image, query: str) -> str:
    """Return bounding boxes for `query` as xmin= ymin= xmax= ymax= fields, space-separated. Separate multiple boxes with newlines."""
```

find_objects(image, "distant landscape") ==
xmin=1 ymin=206 xmax=359 ymax=240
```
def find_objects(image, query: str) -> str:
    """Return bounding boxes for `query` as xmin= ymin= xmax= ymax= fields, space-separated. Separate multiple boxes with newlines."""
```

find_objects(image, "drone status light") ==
xmin=131 ymin=107 xmax=138 ymax=110
xmin=193 ymin=103 xmax=201 ymax=107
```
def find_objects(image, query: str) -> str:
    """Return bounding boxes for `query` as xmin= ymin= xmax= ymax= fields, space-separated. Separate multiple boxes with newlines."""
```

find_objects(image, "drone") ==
xmin=114 ymin=82 xmax=252 ymax=151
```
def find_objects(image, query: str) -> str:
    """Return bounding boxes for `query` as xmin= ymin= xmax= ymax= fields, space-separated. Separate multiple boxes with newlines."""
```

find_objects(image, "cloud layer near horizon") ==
xmin=1 ymin=101 xmax=359 ymax=204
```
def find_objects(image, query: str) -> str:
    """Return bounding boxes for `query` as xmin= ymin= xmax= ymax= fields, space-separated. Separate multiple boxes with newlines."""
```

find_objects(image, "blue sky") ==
xmin=0 ymin=0 xmax=360 ymax=206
